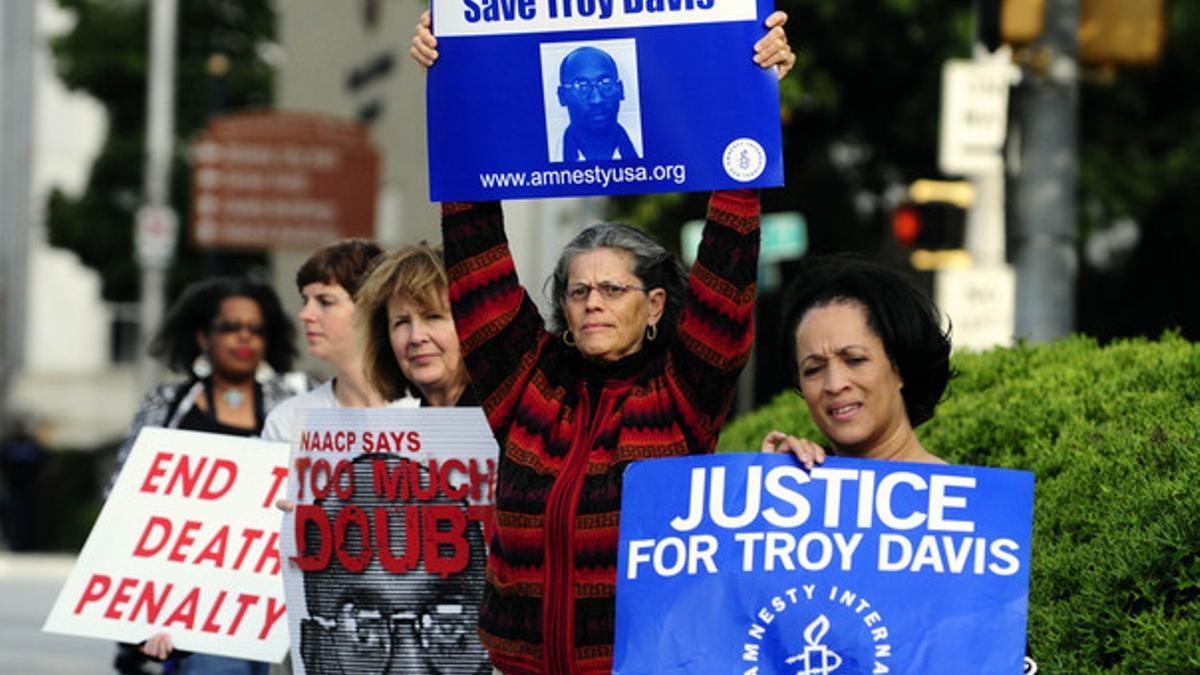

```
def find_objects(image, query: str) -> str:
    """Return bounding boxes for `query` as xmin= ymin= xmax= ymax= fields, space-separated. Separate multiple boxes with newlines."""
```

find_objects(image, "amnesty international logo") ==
xmin=723 ymin=138 xmax=767 ymax=182
xmin=739 ymin=583 xmax=894 ymax=675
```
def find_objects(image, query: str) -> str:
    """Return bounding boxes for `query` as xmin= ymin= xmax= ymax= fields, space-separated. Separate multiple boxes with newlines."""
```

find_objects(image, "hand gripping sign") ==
xmin=43 ymin=428 xmax=291 ymax=662
xmin=613 ymin=454 xmax=1034 ymax=674
xmin=427 ymin=0 xmax=784 ymax=200
xmin=280 ymin=407 xmax=498 ymax=675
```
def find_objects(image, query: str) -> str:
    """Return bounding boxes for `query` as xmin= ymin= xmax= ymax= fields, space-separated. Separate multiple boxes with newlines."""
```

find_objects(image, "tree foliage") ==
xmin=47 ymin=0 xmax=276 ymax=301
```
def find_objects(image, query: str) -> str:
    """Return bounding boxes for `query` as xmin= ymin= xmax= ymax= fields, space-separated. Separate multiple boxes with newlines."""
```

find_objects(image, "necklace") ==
xmin=221 ymin=388 xmax=247 ymax=409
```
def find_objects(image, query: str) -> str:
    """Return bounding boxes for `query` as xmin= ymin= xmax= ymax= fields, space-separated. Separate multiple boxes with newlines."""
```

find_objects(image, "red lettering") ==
xmin=468 ymin=458 xmax=495 ymax=502
xmin=255 ymin=531 xmax=281 ymax=575
xmin=73 ymin=574 xmax=111 ymax=614
xmin=424 ymin=505 xmax=468 ymax=577
xmin=132 ymin=516 xmax=172 ymax=558
xmin=469 ymin=504 xmax=495 ymax=547
xmin=162 ymin=587 xmax=200 ymax=630
xmin=411 ymin=460 xmax=439 ymax=500
xmin=103 ymin=577 xmax=139 ymax=619
xmin=332 ymin=459 xmax=354 ymax=500
xmin=334 ymin=506 xmax=371 ymax=573
xmin=292 ymin=504 xmax=331 ymax=571
xmin=373 ymin=459 xmax=403 ymax=500
xmin=376 ymin=505 xmax=421 ymax=573
xmin=198 ymin=459 xmax=237 ymax=500
xmin=262 ymin=466 xmax=288 ymax=508
xmin=407 ymin=430 xmax=421 ymax=452
xmin=201 ymin=590 xmax=227 ymax=633
xmin=130 ymin=581 xmax=173 ymax=623
xmin=168 ymin=520 xmax=202 ymax=562
xmin=299 ymin=430 xmax=314 ymax=451
xmin=140 ymin=452 xmax=173 ymax=493
xmin=233 ymin=528 xmax=264 ymax=570
xmin=294 ymin=457 xmax=311 ymax=500
xmin=226 ymin=593 xmax=259 ymax=635
xmin=165 ymin=456 xmax=208 ymax=496
xmin=194 ymin=526 xmax=229 ymax=568
xmin=440 ymin=459 xmax=469 ymax=499
xmin=259 ymin=597 xmax=287 ymax=640
xmin=311 ymin=459 xmax=332 ymax=499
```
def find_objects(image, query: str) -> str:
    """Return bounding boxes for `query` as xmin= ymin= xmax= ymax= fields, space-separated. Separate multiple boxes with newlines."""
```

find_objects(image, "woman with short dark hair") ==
xmin=260 ymin=238 xmax=404 ymax=443
xmin=763 ymin=255 xmax=953 ymax=467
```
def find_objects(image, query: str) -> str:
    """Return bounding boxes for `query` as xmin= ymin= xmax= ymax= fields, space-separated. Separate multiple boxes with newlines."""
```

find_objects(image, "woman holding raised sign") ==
xmin=411 ymin=11 xmax=795 ymax=673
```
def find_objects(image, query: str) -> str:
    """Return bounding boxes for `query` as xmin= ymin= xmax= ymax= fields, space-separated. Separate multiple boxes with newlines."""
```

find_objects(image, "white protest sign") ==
xmin=43 ymin=428 xmax=291 ymax=663
xmin=281 ymin=407 xmax=498 ymax=675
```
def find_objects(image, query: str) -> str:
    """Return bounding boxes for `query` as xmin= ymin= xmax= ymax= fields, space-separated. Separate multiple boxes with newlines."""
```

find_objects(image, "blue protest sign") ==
xmin=614 ymin=454 xmax=1034 ymax=674
xmin=427 ymin=0 xmax=783 ymax=200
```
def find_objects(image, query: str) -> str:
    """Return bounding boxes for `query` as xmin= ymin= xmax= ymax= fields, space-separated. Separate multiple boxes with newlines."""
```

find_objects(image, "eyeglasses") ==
xmin=311 ymin=601 xmax=473 ymax=657
xmin=210 ymin=320 xmax=266 ymax=336
xmin=564 ymin=281 xmax=646 ymax=304
xmin=562 ymin=76 xmax=620 ymax=98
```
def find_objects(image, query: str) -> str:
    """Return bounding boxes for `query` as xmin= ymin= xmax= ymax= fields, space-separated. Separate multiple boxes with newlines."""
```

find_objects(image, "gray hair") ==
xmin=547 ymin=222 xmax=687 ymax=345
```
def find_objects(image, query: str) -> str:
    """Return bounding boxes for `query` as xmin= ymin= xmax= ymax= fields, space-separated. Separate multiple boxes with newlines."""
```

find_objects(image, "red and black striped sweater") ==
xmin=442 ymin=190 xmax=760 ymax=674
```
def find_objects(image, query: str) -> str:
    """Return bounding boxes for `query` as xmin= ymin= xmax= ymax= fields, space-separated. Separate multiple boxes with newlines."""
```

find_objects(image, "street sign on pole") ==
xmin=134 ymin=205 xmax=178 ymax=268
xmin=938 ymin=56 xmax=1017 ymax=175
xmin=190 ymin=112 xmax=379 ymax=250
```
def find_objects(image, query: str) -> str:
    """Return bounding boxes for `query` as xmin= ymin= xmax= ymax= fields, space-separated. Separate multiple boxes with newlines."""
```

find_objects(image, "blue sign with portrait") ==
xmin=613 ymin=454 xmax=1034 ymax=674
xmin=427 ymin=0 xmax=783 ymax=200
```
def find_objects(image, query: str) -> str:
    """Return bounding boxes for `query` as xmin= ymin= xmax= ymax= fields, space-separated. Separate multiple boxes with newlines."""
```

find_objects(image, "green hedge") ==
xmin=717 ymin=333 xmax=1200 ymax=672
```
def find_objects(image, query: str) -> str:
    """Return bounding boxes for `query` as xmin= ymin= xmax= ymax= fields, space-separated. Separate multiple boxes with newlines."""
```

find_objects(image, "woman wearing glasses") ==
xmin=109 ymin=276 xmax=298 ymax=674
xmin=414 ymin=15 xmax=793 ymax=673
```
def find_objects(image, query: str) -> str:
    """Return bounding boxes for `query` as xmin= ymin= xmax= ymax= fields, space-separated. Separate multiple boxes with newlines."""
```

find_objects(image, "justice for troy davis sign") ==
xmin=43 ymin=428 xmax=291 ymax=663
xmin=613 ymin=454 xmax=1034 ymax=674
xmin=427 ymin=0 xmax=783 ymax=200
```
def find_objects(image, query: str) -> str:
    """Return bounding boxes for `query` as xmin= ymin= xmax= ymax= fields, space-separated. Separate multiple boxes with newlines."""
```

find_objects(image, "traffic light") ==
xmin=979 ymin=0 xmax=1046 ymax=51
xmin=980 ymin=0 xmax=1167 ymax=66
xmin=893 ymin=180 xmax=972 ymax=270
xmin=892 ymin=201 xmax=967 ymax=250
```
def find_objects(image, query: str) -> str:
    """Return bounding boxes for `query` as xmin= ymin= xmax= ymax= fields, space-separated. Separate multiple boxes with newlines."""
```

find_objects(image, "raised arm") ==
xmin=667 ymin=189 xmax=760 ymax=449
xmin=441 ymin=201 xmax=549 ymax=426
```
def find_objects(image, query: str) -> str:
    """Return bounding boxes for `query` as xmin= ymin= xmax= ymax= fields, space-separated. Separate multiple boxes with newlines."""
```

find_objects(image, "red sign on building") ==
xmin=190 ymin=112 xmax=378 ymax=250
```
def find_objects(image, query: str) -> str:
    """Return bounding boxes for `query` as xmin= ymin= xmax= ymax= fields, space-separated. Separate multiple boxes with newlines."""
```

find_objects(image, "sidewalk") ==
xmin=0 ymin=552 xmax=113 ymax=674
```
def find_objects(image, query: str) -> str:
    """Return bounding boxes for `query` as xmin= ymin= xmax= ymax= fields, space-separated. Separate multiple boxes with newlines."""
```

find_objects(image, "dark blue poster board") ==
xmin=427 ymin=0 xmax=783 ymax=200
xmin=614 ymin=454 xmax=1034 ymax=674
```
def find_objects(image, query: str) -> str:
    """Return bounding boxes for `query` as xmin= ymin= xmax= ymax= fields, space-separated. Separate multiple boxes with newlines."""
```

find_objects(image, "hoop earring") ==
xmin=646 ymin=324 xmax=658 ymax=342
xmin=562 ymin=330 xmax=576 ymax=347
xmin=192 ymin=353 xmax=213 ymax=378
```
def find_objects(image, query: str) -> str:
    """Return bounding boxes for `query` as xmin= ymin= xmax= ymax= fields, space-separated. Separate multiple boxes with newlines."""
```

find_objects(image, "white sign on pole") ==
xmin=936 ymin=265 xmax=1016 ymax=351
xmin=135 ymin=205 xmax=179 ymax=268
xmin=938 ymin=57 xmax=1016 ymax=175
xmin=43 ymin=428 xmax=291 ymax=663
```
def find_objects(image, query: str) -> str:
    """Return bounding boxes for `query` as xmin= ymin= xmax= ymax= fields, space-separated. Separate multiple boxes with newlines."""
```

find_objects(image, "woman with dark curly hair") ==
xmin=761 ymin=256 xmax=953 ymax=467
xmin=109 ymin=275 xmax=298 ymax=675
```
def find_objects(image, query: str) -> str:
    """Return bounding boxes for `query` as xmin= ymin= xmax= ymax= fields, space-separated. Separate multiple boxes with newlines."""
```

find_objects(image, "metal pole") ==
xmin=138 ymin=0 xmax=180 ymax=393
xmin=0 ymin=0 xmax=36 ymax=434
xmin=1012 ymin=0 xmax=1079 ymax=341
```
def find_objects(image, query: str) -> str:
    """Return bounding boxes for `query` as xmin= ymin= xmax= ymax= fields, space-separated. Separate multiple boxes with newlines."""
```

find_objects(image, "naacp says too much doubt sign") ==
xmin=281 ymin=408 xmax=497 ymax=675
xmin=614 ymin=454 xmax=1034 ymax=674
xmin=43 ymin=428 xmax=290 ymax=662
xmin=427 ymin=0 xmax=783 ymax=200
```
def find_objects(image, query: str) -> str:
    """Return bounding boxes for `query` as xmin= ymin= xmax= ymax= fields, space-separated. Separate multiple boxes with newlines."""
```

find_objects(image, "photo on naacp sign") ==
xmin=43 ymin=428 xmax=291 ymax=663
xmin=280 ymin=408 xmax=497 ymax=675
xmin=613 ymin=454 xmax=1034 ymax=674
xmin=427 ymin=0 xmax=783 ymax=200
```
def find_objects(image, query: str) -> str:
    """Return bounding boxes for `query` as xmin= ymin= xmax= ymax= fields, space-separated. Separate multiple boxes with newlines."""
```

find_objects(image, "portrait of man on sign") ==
xmin=295 ymin=454 xmax=490 ymax=675
xmin=542 ymin=39 xmax=643 ymax=163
